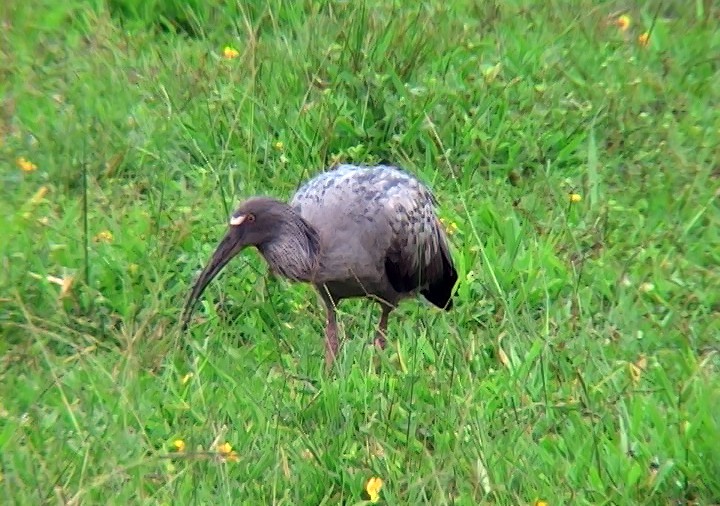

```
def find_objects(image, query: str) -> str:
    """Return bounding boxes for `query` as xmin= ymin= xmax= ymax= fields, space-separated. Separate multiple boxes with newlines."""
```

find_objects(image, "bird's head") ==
xmin=182 ymin=197 xmax=294 ymax=327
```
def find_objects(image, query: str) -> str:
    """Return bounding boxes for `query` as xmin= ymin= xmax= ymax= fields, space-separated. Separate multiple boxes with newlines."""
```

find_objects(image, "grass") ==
xmin=1 ymin=0 xmax=719 ymax=504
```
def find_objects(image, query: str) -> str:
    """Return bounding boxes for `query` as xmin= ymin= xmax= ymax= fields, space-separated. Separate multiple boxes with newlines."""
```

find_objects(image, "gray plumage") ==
xmin=183 ymin=164 xmax=458 ymax=367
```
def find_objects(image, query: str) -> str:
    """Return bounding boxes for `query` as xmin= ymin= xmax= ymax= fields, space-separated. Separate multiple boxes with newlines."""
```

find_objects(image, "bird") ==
xmin=182 ymin=164 xmax=458 ymax=367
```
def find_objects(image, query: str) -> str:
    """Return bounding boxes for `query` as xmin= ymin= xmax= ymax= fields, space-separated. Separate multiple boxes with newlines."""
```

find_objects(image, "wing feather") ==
xmin=383 ymin=182 xmax=457 ymax=309
xmin=290 ymin=163 xmax=458 ymax=309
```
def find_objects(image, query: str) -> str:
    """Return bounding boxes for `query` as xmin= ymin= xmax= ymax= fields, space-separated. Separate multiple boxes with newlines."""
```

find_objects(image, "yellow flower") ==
xmin=223 ymin=46 xmax=240 ymax=59
xmin=17 ymin=157 xmax=37 ymax=172
xmin=638 ymin=32 xmax=650 ymax=47
xmin=365 ymin=477 xmax=383 ymax=503
xmin=27 ymin=186 xmax=48 ymax=205
xmin=639 ymin=282 xmax=654 ymax=293
xmin=59 ymin=275 xmax=74 ymax=298
xmin=534 ymin=501 xmax=549 ymax=506
xmin=216 ymin=442 xmax=240 ymax=463
xmin=439 ymin=217 xmax=459 ymax=235
xmin=93 ymin=230 xmax=113 ymax=243
xmin=172 ymin=439 xmax=186 ymax=452
xmin=616 ymin=14 xmax=631 ymax=31
xmin=181 ymin=372 xmax=194 ymax=385
xmin=42 ymin=274 xmax=66 ymax=292
xmin=274 ymin=141 xmax=284 ymax=150
xmin=569 ymin=193 xmax=582 ymax=203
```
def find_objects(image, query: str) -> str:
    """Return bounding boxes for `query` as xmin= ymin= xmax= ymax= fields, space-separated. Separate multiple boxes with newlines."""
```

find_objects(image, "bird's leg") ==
xmin=374 ymin=305 xmax=391 ymax=350
xmin=324 ymin=306 xmax=339 ymax=367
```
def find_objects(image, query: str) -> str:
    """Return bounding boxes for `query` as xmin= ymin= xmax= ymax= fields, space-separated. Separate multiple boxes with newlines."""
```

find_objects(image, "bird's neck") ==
xmin=259 ymin=215 xmax=320 ymax=282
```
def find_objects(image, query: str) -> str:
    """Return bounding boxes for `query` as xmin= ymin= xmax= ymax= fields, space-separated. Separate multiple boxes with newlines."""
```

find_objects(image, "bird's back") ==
xmin=290 ymin=164 xmax=457 ymax=308
xmin=291 ymin=164 xmax=434 ymax=226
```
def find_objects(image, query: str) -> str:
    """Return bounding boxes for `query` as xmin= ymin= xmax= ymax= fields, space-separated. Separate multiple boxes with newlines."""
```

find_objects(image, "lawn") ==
xmin=1 ymin=0 xmax=719 ymax=504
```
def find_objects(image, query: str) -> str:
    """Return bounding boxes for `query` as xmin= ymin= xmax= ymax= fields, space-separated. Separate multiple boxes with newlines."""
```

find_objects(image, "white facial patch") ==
xmin=229 ymin=214 xmax=246 ymax=226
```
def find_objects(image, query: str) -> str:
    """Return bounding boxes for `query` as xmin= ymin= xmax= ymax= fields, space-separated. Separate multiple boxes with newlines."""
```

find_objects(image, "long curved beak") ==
xmin=182 ymin=232 xmax=245 ymax=329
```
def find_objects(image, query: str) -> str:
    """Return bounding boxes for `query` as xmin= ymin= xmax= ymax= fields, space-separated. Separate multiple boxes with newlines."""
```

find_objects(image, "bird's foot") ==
xmin=373 ymin=334 xmax=387 ymax=350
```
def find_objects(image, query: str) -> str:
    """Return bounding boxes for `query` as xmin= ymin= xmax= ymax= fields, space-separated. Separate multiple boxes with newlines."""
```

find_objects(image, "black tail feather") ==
xmin=421 ymin=263 xmax=458 ymax=310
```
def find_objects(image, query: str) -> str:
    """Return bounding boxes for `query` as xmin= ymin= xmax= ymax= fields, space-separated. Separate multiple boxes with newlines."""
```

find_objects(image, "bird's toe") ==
xmin=373 ymin=335 xmax=387 ymax=350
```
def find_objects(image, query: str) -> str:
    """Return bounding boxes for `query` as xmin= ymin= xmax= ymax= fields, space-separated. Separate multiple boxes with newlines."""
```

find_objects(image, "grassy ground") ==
xmin=1 ymin=0 xmax=719 ymax=504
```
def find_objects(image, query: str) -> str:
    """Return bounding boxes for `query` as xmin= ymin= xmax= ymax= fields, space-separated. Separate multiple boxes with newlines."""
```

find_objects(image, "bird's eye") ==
xmin=247 ymin=214 xmax=256 ymax=223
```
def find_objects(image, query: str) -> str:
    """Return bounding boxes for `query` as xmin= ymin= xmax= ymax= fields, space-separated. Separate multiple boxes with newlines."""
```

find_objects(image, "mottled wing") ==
xmin=290 ymin=164 xmax=457 ymax=308
xmin=378 ymin=169 xmax=458 ymax=309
